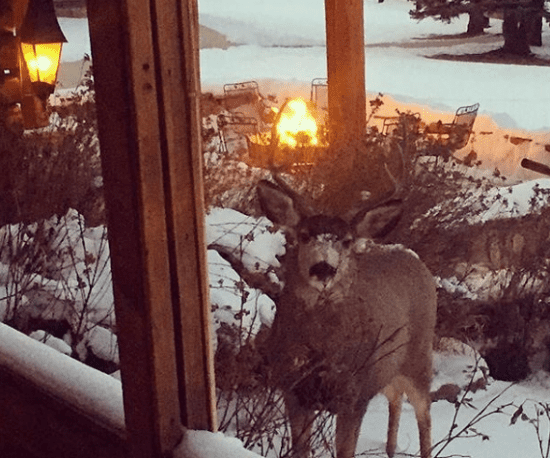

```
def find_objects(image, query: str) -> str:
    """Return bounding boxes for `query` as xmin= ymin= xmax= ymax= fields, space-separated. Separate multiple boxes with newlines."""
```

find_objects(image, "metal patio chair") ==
xmin=425 ymin=103 xmax=480 ymax=150
xmin=310 ymin=77 xmax=328 ymax=112
xmin=217 ymin=111 xmax=260 ymax=154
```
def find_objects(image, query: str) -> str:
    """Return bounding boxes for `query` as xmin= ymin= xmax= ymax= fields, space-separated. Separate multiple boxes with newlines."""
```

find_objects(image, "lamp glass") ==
xmin=21 ymin=42 xmax=62 ymax=85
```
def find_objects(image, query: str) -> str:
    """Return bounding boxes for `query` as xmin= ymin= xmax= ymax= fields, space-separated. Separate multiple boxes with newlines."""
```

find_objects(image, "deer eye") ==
xmin=342 ymin=237 xmax=353 ymax=249
xmin=298 ymin=230 xmax=310 ymax=243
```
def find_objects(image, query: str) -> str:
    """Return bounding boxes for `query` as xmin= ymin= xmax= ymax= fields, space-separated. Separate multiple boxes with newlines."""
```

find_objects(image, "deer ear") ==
xmin=257 ymin=180 xmax=301 ymax=227
xmin=355 ymin=200 xmax=403 ymax=239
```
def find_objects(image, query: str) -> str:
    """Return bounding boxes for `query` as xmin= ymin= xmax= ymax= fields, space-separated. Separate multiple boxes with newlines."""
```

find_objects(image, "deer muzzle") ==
xmin=309 ymin=261 xmax=337 ymax=281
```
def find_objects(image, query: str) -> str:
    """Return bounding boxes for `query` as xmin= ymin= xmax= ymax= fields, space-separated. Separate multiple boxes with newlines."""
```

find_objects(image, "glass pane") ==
xmin=21 ymin=42 xmax=62 ymax=85
xmin=199 ymin=1 xmax=550 ymax=458
xmin=0 ymin=6 xmax=122 ymax=431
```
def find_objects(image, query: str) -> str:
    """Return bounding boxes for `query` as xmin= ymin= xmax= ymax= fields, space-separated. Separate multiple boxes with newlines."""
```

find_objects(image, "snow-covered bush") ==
xmin=0 ymin=209 xmax=116 ymax=368
xmin=388 ymin=143 xmax=550 ymax=380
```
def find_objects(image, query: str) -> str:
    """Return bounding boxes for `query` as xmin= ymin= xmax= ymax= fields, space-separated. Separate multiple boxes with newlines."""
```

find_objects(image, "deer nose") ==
xmin=309 ymin=262 xmax=337 ymax=281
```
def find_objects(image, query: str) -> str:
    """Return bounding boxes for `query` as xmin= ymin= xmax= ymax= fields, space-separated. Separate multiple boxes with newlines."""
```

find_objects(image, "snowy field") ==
xmin=58 ymin=0 xmax=550 ymax=181
xmin=197 ymin=0 xmax=550 ymax=133
xmin=58 ymin=0 xmax=550 ymax=133
xmin=3 ymin=1 xmax=550 ymax=458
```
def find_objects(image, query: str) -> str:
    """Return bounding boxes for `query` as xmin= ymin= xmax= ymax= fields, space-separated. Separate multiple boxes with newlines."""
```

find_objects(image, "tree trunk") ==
xmin=528 ymin=0 xmax=544 ymax=46
xmin=528 ymin=15 xmax=543 ymax=46
xmin=466 ymin=6 xmax=489 ymax=36
xmin=502 ymin=9 xmax=531 ymax=55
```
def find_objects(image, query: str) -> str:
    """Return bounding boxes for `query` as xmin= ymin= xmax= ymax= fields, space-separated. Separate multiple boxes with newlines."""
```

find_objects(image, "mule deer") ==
xmin=257 ymin=177 xmax=437 ymax=458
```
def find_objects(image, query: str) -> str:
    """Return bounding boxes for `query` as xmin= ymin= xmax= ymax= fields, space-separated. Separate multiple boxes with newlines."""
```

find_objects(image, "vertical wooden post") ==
xmin=87 ymin=0 xmax=215 ymax=457
xmin=153 ymin=0 xmax=217 ymax=430
xmin=325 ymin=0 xmax=366 ymax=141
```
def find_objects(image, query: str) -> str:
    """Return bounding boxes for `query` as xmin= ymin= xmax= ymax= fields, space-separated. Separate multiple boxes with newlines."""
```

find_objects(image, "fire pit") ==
xmin=248 ymin=97 xmax=328 ymax=171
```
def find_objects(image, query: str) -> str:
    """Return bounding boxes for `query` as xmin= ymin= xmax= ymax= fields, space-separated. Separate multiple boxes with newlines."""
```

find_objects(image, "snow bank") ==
xmin=208 ymin=250 xmax=275 ymax=342
xmin=178 ymin=430 xmax=264 ymax=458
xmin=206 ymin=208 xmax=282 ymax=346
xmin=426 ymin=177 xmax=550 ymax=227
xmin=59 ymin=18 xmax=91 ymax=62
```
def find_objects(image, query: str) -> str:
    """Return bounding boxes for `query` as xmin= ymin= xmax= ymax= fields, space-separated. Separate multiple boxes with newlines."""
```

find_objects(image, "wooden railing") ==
xmin=0 ymin=323 xmax=126 ymax=458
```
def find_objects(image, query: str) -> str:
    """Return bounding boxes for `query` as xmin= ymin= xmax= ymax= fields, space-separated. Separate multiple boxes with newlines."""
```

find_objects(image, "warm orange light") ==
xmin=21 ymin=42 xmax=62 ymax=85
xmin=276 ymin=98 xmax=319 ymax=148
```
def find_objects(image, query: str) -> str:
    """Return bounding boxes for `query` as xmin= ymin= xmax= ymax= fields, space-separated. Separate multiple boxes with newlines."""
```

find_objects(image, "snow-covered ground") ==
xmin=4 ymin=2 xmax=550 ymax=458
xmin=197 ymin=0 xmax=550 ymax=133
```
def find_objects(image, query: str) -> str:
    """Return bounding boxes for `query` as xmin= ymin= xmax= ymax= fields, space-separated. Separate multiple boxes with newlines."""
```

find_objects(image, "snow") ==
xmin=206 ymin=208 xmax=286 ymax=272
xmin=426 ymin=177 xmax=550 ymax=226
xmin=208 ymin=249 xmax=275 ymax=343
xmin=29 ymin=329 xmax=72 ymax=355
xmin=58 ymin=1 xmax=550 ymax=132
xmin=58 ymin=18 xmax=92 ymax=62
xmin=58 ymin=1 xmax=550 ymax=181
xmin=5 ymin=2 xmax=550 ymax=458
xmin=477 ymin=179 xmax=550 ymax=221
xmin=86 ymin=325 xmax=119 ymax=364
xmin=197 ymin=0 xmax=550 ymax=133
xmin=178 ymin=430 xmax=265 ymax=458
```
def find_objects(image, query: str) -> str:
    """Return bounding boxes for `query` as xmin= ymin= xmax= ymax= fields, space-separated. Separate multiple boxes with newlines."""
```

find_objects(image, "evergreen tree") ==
xmin=409 ymin=0 xmax=549 ymax=55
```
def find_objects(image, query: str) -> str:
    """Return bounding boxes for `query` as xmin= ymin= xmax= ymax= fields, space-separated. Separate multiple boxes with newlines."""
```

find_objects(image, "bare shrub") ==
xmin=0 ymin=209 xmax=115 ymax=367
xmin=0 ymin=74 xmax=103 ymax=227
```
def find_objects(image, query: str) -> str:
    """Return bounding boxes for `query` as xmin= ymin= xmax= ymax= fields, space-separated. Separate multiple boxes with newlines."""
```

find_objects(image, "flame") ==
xmin=276 ymin=98 xmax=319 ymax=148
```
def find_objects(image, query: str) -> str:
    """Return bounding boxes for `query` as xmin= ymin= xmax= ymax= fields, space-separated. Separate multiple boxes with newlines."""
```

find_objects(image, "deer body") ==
xmin=257 ymin=180 xmax=437 ymax=458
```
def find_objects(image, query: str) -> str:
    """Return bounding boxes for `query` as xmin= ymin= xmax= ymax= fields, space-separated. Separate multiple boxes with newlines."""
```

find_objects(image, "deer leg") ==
xmin=335 ymin=401 xmax=368 ymax=458
xmin=413 ymin=393 xmax=432 ymax=458
xmin=384 ymin=384 xmax=403 ymax=458
xmin=285 ymin=394 xmax=315 ymax=458
xmin=404 ymin=383 xmax=432 ymax=458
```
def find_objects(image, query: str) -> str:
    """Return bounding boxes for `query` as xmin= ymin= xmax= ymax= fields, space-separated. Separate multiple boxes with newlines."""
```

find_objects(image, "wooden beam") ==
xmin=87 ymin=0 xmax=183 ymax=455
xmin=149 ymin=0 xmax=217 ymax=430
xmin=87 ymin=0 xmax=215 ymax=456
xmin=325 ymin=0 xmax=366 ymax=141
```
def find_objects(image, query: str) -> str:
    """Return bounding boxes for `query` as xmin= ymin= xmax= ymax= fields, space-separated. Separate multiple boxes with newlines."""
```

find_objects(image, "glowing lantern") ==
xmin=21 ymin=41 xmax=63 ymax=85
xmin=276 ymin=98 xmax=319 ymax=148
xmin=19 ymin=0 xmax=67 ymax=91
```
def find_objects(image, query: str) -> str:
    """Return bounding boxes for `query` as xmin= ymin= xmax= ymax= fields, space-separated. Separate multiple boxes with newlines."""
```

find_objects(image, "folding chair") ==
xmin=425 ymin=103 xmax=480 ymax=150
xmin=381 ymin=112 xmax=422 ymax=136
xmin=217 ymin=112 xmax=260 ymax=154
xmin=310 ymin=78 xmax=328 ymax=112
xmin=221 ymin=81 xmax=275 ymax=129
xmin=223 ymin=81 xmax=261 ymax=110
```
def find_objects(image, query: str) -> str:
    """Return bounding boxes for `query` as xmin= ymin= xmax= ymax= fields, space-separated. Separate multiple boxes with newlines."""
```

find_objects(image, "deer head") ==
xmin=257 ymin=177 xmax=403 ymax=295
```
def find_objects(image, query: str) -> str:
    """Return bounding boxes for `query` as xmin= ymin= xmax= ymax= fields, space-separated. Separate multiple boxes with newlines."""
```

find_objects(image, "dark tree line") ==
xmin=409 ymin=0 xmax=550 ymax=55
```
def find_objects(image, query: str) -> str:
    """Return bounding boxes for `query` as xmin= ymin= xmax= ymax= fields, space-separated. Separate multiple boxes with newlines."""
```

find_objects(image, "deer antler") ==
xmin=348 ymin=145 xmax=405 ymax=227
xmin=269 ymin=172 xmax=315 ymax=217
